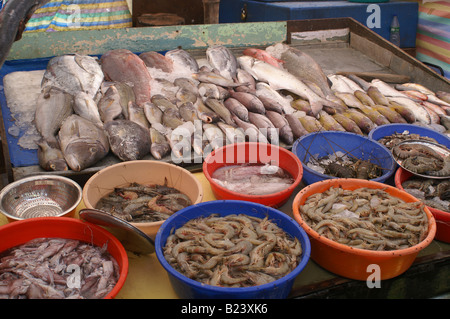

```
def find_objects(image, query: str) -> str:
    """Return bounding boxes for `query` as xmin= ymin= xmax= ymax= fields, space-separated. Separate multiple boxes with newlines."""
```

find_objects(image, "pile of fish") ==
xmin=95 ymin=181 xmax=192 ymax=222
xmin=0 ymin=237 xmax=120 ymax=299
xmin=299 ymin=186 xmax=429 ymax=251
xmin=402 ymin=177 xmax=450 ymax=213
xmin=211 ymin=163 xmax=295 ymax=195
xmin=33 ymin=43 xmax=450 ymax=172
xmin=163 ymin=214 xmax=302 ymax=287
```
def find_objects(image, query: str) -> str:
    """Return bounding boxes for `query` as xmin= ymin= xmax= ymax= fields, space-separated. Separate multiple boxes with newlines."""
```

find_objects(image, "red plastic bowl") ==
xmin=395 ymin=167 xmax=450 ymax=243
xmin=203 ymin=142 xmax=303 ymax=208
xmin=0 ymin=217 xmax=128 ymax=299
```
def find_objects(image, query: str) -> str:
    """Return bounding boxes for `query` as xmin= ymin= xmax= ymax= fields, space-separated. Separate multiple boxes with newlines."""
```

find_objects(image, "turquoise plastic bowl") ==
xmin=292 ymin=131 xmax=396 ymax=186
xmin=155 ymin=200 xmax=311 ymax=299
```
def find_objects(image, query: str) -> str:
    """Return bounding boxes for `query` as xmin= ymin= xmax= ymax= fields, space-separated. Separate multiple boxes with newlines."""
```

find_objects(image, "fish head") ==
xmin=64 ymin=141 xmax=108 ymax=172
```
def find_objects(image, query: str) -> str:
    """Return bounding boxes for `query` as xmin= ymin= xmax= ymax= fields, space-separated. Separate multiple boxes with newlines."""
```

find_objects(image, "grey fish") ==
xmin=114 ymin=82 xmax=136 ymax=117
xmin=256 ymin=94 xmax=284 ymax=114
xmin=229 ymin=91 xmax=266 ymax=114
xmin=236 ymin=68 xmax=256 ymax=93
xmin=203 ymin=123 xmax=227 ymax=150
xmin=176 ymin=88 xmax=198 ymax=105
xmin=149 ymin=126 xmax=171 ymax=160
xmin=37 ymin=139 xmax=68 ymax=171
xmin=42 ymin=54 xmax=104 ymax=99
xmin=179 ymin=102 xmax=200 ymax=122
xmin=165 ymin=49 xmax=199 ymax=73
xmin=248 ymin=112 xmax=277 ymax=143
xmin=58 ymin=115 xmax=109 ymax=171
xmin=265 ymin=110 xmax=294 ymax=145
xmin=217 ymin=122 xmax=246 ymax=144
xmin=97 ymin=85 xmax=124 ymax=123
xmin=73 ymin=91 xmax=103 ymax=127
xmin=232 ymin=114 xmax=269 ymax=143
xmin=35 ymin=87 xmax=74 ymax=148
xmin=139 ymin=51 xmax=173 ymax=73
xmin=104 ymin=119 xmax=150 ymax=162
xmin=255 ymin=82 xmax=295 ymax=114
xmin=192 ymin=71 xmax=247 ymax=88
xmin=0 ymin=0 xmax=51 ymax=69
xmin=163 ymin=108 xmax=185 ymax=129
xmin=128 ymin=101 xmax=150 ymax=129
xmin=174 ymin=77 xmax=199 ymax=96
xmin=143 ymin=102 xmax=163 ymax=126
xmin=206 ymin=45 xmax=238 ymax=81
xmin=223 ymin=97 xmax=249 ymax=122
xmin=198 ymin=82 xmax=221 ymax=99
xmin=267 ymin=43 xmax=333 ymax=97
xmin=205 ymin=98 xmax=236 ymax=125
xmin=101 ymin=49 xmax=152 ymax=107
xmin=151 ymin=94 xmax=178 ymax=112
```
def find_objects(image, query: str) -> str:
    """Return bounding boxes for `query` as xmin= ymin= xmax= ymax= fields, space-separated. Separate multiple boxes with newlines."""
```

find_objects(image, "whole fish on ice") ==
xmin=238 ymin=56 xmax=339 ymax=117
xmin=206 ymin=45 xmax=238 ymax=81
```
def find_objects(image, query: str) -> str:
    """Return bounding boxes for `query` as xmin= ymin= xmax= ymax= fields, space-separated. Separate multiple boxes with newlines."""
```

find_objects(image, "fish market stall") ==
xmin=1 ymin=18 xmax=450 ymax=298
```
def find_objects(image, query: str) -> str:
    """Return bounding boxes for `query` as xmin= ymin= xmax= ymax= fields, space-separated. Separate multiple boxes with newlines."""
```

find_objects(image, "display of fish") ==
xmin=104 ymin=119 xmax=150 ymax=162
xmin=58 ymin=115 xmax=110 ymax=171
xmin=42 ymin=54 xmax=104 ymax=99
xmin=238 ymin=56 xmax=340 ymax=117
xmin=35 ymin=87 xmax=74 ymax=148
xmin=100 ymin=49 xmax=152 ymax=107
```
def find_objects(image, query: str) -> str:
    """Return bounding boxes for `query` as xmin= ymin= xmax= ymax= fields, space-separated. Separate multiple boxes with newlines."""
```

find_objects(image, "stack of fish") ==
xmin=33 ymin=43 xmax=450 ymax=172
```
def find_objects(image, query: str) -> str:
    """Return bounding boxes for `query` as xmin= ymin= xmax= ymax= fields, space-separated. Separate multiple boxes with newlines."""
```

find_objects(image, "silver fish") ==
xmin=179 ymin=102 xmax=200 ymax=122
xmin=236 ymin=68 xmax=256 ymax=93
xmin=194 ymin=98 xmax=221 ymax=123
xmin=388 ymin=96 xmax=431 ymax=124
xmin=37 ymin=139 xmax=68 ymax=171
xmin=163 ymin=108 xmax=185 ymax=129
xmin=73 ymin=91 xmax=103 ymax=127
xmin=58 ymin=115 xmax=109 ymax=171
xmin=42 ymin=54 xmax=104 ymax=99
xmin=151 ymin=94 xmax=178 ymax=112
xmin=205 ymin=98 xmax=236 ymax=125
xmin=206 ymin=45 xmax=238 ymax=80
xmin=203 ymin=123 xmax=227 ymax=151
xmin=174 ymin=77 xmax=199 ymax=96
xmin=255 ymin=82 xmax=295 ymax=114
xmin=104 ymin=119 xmax=150 ymax=162
xmin=192 ymin=71 xmax=246 ymax=88
xmin=0 ymin=0 xmax=51 ymax=69
xmin=35 ymin=87 xmax=74 ymax=148
xmin=149 ymin=126 xmax=171 ymax=160
xmin=328 ymin=74 xmax=356 ymax=94
xmin=238 ymin=56 xmax=340 ymax=117
xmin=128 ymin=101 xmax=150 ymax=129
xmin=143 ymin=102 xmax=163 ymax=126
xmin=165 ymin=49 xmax=199 ymax=74
xmin=97 ymin=85 xmax=124 ymax=123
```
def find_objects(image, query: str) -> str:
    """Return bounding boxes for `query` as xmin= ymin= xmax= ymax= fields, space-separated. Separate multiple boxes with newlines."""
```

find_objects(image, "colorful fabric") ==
xmin=408 ymin=0 xmax=450 ymax=79
xmin=23 ymin=0 xmax=132 ymax=32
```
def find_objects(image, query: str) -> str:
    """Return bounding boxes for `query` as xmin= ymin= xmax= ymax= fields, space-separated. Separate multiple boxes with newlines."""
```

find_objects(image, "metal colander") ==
xmin=0 ymin=175 xmax=82 ymax=221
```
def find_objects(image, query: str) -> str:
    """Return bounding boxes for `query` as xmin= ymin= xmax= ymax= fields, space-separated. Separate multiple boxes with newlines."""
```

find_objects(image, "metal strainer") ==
xmin=0 ymin=175 xmax=82 ymax=221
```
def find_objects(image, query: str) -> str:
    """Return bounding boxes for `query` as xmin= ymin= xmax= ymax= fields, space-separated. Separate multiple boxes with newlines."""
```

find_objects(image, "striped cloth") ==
xmin=409 ymin=0 xmax=450 ymax=79
xmin=22 ymin=0 xmax=132 ymax=32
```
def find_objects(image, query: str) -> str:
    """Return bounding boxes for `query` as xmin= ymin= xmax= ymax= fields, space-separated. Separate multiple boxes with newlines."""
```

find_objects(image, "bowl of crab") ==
xmin=155 ymin=200 xmax=311 ymax=299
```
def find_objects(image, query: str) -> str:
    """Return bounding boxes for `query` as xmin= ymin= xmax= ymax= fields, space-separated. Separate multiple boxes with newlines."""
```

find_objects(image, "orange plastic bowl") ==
xmin=395 ymin=167 xmax=450 ymax=243
xmin=203 ymin=142 xmax=303 ymax=208
xmin=0 ymin=217 xmax=128 ymax=299
xmin=292 ymin=178 xmax=436 ymax=281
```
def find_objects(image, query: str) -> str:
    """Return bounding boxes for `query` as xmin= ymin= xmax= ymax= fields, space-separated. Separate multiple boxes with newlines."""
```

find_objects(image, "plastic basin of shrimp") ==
xmin=0 ymin=217 xmax=128 ymax=299
xmin=395 ymin=167 xmax=450 ymax=243
xmin=292 ymin=178 xmax=436 ymax=281
xmin=369 ymin=123 xmax=450 ymax=148
xmin=202 ymin=142 xmax=303 ymax=208
xmin=83 ymin=160 xmax=204 ymax=240
xmin=155 ymin=200 xmax=311 ymax=299
xmin=292 ymin=131 xmax=396 ymax=186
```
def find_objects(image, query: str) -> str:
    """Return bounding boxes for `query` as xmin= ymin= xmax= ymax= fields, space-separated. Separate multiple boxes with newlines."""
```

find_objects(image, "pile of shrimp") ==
xmin=299 ymin=186 xmax=429 ymax=251
xmin=163 ymin=214 xmax=302 ymax=287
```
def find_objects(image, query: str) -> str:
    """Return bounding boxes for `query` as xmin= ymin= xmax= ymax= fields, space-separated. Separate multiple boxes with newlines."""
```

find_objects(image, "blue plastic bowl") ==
xmin=155 ymin=200 xmax=311 ymax=299
xmin=292 ymin=131 xmax=396 ymax=186
xmin=368 ymin=123 xmax=450 ymax=148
